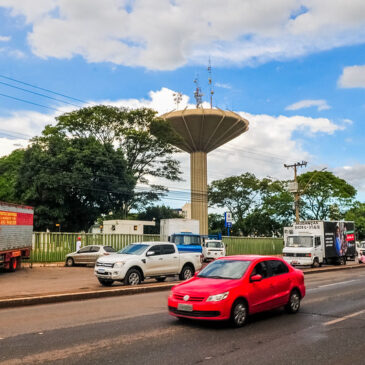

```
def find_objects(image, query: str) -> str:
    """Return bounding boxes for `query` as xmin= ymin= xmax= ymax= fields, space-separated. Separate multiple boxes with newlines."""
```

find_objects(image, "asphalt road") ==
xmin=1 ymin=270 xmax=365 ymax=365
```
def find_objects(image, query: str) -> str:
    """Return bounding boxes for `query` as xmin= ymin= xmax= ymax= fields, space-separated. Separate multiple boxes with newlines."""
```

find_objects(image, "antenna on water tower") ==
xmin=194 ymin=76 xmax=203 ymax=108
xmin=208 ymin=58 xmax=214 ymax=108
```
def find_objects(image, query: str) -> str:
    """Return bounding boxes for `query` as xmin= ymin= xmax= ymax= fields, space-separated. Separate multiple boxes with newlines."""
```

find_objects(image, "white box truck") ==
xmin=282 ymin=220 xmax=356 ymax=267
xmin=160 ymin=219 xmax=201 ymax=253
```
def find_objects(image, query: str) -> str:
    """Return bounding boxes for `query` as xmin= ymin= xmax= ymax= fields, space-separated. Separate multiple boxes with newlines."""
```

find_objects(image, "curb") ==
xmin=0 ymin=282 xmax=177 ymax=309
xmin=1 ymin=264 xmax=364 ymax=310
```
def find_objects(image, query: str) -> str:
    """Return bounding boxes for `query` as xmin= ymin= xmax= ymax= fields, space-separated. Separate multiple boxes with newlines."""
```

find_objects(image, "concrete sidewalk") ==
xmin=1 ymin=261 xmax=364 ymax=309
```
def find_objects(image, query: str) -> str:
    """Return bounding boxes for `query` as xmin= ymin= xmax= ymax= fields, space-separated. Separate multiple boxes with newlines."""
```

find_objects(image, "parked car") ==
xmin=202 ymin=240 xmax=226 ymax=261
xmin=357 ymin=241 xmax=365 ymax=263
xmin=65 ymin=245 xmax=116 ymax=267
xmin=94 ymin=242 xmax=203 ymax=286
xmin=168 ymin=255 xmax=305 ymax=327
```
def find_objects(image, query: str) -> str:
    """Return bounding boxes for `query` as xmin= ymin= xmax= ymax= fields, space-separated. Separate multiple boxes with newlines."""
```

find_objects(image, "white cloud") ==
xmin=215 ymin=83 xmax=232 ymax=90
xmin=0 ymin=35 xmax=10 ymax=42
xmin=1 ymin=0 xmax=365 ymax=69
xmin=285 ymin=99 xmax=330 ymax=111
xmin=342 ymin=118 xmax=353 ymax=124
xmin=334 ymin=164 xmax=365 ymax=192
xmin=338 ymin=65 xmax=365 ymax=88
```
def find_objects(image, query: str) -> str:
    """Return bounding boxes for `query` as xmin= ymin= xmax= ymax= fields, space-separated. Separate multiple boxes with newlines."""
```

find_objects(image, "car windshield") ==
xmin=172 ymin=235 xmax=201 ymax=245
xmin=206 ymin=241 xmax=223 ymax=248
xmin=198 ymin=260 xmax=250 ymax=279
xmin=118 ymin=244 xmax=148 ymax=255
xmin=286 ymin=236 xmax=313 ymax=248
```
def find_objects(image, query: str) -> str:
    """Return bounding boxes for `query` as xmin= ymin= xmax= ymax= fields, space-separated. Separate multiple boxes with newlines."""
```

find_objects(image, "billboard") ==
xmin=324 ymin=221 xmax=355 ymax=258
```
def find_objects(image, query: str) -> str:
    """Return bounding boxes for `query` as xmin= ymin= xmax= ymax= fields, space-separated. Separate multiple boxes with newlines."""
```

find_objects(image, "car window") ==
xmin=251 ymin=261 xmax=270 ymax=279
xmin=162 ymin=245 xmax=175 ymax=255
xmin=268 ymin=260 xmax=289 ymax=276
xmin=78 ymin=246 xmax=90 ymax=253
xmin=90 ymin=246 xmax=100 ymax=253
xmin=103 ymin=246 xmax=116 ymax=252
xmin=147 ymin=245 xmax=162 ymax=256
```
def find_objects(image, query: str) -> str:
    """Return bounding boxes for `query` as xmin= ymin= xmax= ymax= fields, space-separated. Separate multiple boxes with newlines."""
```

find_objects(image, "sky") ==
xmin=0 ymin=0 xmax=364 ymax=208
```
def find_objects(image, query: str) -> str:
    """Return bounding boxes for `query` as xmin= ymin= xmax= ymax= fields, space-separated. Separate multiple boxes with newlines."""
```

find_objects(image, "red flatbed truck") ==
xmin=0 ymin=201 xmax=33 ymax=271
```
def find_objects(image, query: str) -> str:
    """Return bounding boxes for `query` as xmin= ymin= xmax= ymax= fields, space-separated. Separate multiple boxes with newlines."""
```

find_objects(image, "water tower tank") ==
xmin=161 ymin=108 xmax=249 ymax=235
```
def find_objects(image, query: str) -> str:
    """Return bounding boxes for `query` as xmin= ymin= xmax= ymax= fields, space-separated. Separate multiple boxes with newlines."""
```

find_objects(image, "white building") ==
xmin=102 ymin=220 xmax=155 ymax=235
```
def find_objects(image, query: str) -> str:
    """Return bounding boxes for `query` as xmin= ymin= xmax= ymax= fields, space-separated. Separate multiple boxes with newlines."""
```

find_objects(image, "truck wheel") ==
xmin=98 ymin=278 xmax=114 ymax=286
xmin=230 ymin=299 xmax=248 ymax=328
xmin=285 ymin=289 xmax=301 ymax=314
xmin=311 ymin=258 xmax=320 ymax=268
xmin=155 ymin=277 xmax=166 ymax=282
xmin=340 ymin=256 xmax=347 ymax=265
xmin=124 ymin=269 xmax=142 ymax=285
xmin=179 ymin=265 xmax=194 ymax=280
xmin=65 ymin=257 xmax=74 ymax=267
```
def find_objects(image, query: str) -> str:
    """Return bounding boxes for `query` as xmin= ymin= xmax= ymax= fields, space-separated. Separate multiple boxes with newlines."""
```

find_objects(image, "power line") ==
xmin=0 ymin=80 xmax=82 ymax=108
xmin=0 ymin=92 xmax=61 ymax=112
xmin=0 ymin=74 xmax=88 ymax=104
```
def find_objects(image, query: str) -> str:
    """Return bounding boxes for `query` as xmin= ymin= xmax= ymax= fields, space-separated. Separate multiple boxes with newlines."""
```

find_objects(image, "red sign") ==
xmin=347 ymin=233 xmax=355 ymax=242
xmin=0 ymin=211 xmax=33 ymax=226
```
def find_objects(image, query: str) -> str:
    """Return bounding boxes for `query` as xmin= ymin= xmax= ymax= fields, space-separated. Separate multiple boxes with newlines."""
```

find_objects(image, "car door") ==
xmin=247 ymin=260 xmax=275 ymax=313
xmin=267 ymin=260 xmax=291 ymax=307
xmin=144 ymin=245 xmax=164 ymax=276
xmin=74 ymin=246 xmax=91 ymax=264
xmin=161 ymin=244 xmax=179 ymax=274
xmin=88 ymin=246 xmax=101 ymax=264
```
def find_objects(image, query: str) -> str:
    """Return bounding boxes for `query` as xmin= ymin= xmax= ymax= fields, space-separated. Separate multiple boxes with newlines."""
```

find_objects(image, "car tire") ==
xmin=155 ymin=277 xmax=166 ymax=282
xmin=65 ymin=257 xmax=74 ymax=267
xmin=285 ymin=289 xmax=301 ymax=314
xmin=98 ymin=278 xmax=114 ymax=286
xmin=124 ymin=269 xmax=142 ymax=286
xmin=179 ymin=265 xmax=194 ymax=280
xmin=311 ymin=258 xmax=320 ymax=268
xmin=230 ymin=299 xmax=248 ymax=328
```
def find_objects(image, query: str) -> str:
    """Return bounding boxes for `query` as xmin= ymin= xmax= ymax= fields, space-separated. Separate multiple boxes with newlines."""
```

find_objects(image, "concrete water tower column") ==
xmin=190 ymin=151 xmax=208 ymax=235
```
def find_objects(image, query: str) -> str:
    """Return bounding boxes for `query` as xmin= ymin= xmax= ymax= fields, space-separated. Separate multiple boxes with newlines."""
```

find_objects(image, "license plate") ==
xmin=97 ymin=268 xmax=105 ymax=273
xmin=177 ymin=303 xmax=193 ymax=312
xmin=291 ymin=261 xmax=299 ymax=265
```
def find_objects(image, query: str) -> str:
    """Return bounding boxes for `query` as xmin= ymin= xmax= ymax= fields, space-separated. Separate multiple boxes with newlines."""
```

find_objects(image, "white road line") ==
xmin=308 ymin=279 xmax=360 ymax=292
xmin=324 ymin=309 xmax=365 ymax=326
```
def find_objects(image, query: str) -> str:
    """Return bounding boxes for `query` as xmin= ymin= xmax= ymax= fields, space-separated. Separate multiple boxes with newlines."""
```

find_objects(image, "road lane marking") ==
xmin=324 ymin=309 xmax=365 ymax=326
xmin=308 ymin=279 xmax=360 ymax=292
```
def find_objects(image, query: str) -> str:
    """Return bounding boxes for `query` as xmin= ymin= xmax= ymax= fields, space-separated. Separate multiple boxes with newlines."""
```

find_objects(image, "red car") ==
xmin=168 ymin=255 xmax=305 ymax=327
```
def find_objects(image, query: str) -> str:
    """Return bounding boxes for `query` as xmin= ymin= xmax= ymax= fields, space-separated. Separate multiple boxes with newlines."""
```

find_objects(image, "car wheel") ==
xmin=230 ymin=299 xmax=248 ymax=328
xmin=65 ymin=257 xmax=74 ymax=267
xmin=179 ymin=265 xmax=194 ymax=280
xmin=311 ymin=258 xmax=320 ymax=268
xmin=155 ymin=277 xmax=166 ymax=282
xmin=124 ymin=269 xmax=142 ymax=286
xmin=285 ymin=289 xmax=301 ymax=314
xmin=98 ymin=278 xmax=114 ymax=286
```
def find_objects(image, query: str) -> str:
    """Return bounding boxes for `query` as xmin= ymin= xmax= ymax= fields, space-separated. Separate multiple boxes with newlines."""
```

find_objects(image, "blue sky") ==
xmin=0 ymin=0 xmax=364 ymax=206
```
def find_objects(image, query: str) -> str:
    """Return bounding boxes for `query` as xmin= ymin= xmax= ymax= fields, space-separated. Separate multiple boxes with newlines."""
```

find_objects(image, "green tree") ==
xmin=137 ymin=205 xmax=181 ymax=234
xmin=0 ymin=149 xmax=25 ymax=203
xmin=208 ymin=213 xmax=225 ymax=235
xmin=345 ymin=202 xmax=365 ymax=240
xmin=16 ymin=131 xmax=135 ymax=232
xmin=55 ymin=106 xmax=182 ymax=215
xmin=298 ymin=171 xmax=356 ymax=220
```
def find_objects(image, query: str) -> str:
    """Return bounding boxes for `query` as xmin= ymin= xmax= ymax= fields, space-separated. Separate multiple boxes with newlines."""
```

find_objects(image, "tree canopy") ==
xmin=345 ymin=202 xmax=365 ymax=240
xmin=298 ymin=170 xmax=356 ymax=220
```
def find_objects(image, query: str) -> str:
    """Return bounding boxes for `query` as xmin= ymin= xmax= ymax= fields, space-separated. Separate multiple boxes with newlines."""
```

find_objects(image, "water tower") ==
xmin=161 ymin=107 xmax=249 ymax=235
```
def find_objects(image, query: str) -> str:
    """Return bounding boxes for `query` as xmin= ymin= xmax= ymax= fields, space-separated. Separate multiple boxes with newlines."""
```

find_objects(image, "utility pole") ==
xmin=284 ymin=161 xmax=307 ymax=223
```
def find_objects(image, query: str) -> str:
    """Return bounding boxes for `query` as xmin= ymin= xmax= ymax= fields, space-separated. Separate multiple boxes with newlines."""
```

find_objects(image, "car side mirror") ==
xmin=250 ymin=274 xmax=263 ymax=282
xmin=146 ymin=251 xmax=154 ymax=257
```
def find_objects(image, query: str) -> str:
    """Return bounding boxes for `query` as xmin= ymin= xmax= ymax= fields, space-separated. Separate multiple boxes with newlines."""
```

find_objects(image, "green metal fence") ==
xmin=30 ymin=233 xmax=283 ymax=262
xmin=224 ymin=236 xmax=283 ymax=256
xmin=31 ymin=232 xmax=160 ymax=262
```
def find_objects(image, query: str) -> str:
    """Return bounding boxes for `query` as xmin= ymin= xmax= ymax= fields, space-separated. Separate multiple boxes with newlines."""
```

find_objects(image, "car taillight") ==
xmin=306 ymin=253 xmax=311 ymax=257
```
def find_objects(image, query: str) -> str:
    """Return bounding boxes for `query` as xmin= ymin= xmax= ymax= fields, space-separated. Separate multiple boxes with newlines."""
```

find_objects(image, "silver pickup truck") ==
xmin=94 ymin=241 xmax=203 ymax=286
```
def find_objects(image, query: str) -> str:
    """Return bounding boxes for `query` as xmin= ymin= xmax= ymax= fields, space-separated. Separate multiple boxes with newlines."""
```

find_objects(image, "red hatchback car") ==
xmin=168 ymin=255 xmax=305 ymax=327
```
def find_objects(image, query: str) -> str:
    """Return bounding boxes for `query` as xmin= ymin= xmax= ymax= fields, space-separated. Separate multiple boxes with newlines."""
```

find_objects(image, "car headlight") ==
xmin=206 ymin=291 xmax=229 ymax=302
xmin=113 ymin=262 xmax=125 ymax=268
